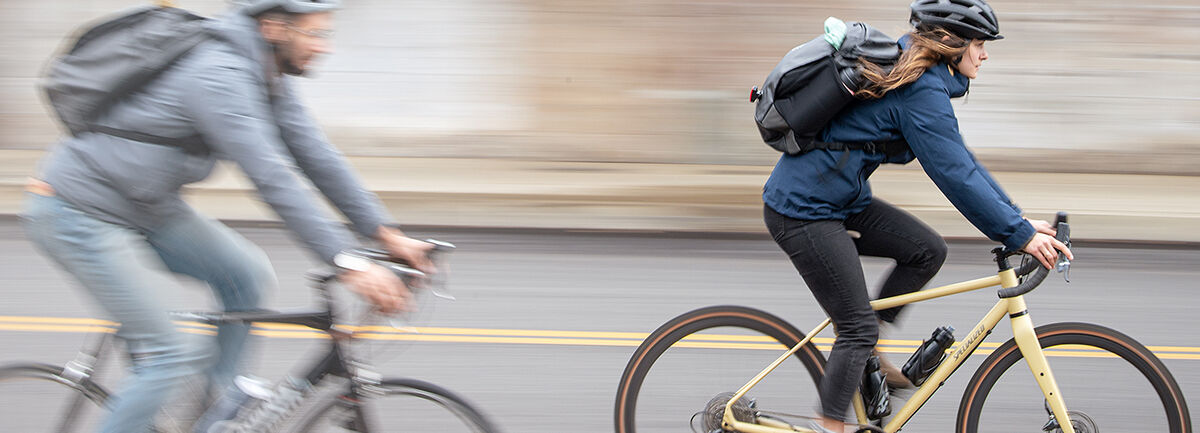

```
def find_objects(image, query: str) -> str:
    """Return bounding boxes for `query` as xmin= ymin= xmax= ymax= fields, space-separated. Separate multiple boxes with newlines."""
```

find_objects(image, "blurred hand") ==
xmin=1025 ymin=217 xmax=1056 ymax=236
xmin=1022 ymin=233 xmax=1073 ymax=270
xmin=340 ymin=263 xmax=412 ymax=313
xmin=377 ymin=226 xmax=436 ymax=275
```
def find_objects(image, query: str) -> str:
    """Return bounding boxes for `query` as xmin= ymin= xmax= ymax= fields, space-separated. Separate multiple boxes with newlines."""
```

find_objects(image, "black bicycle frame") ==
xmin=179 ymin=271 xmax=378 ymax=432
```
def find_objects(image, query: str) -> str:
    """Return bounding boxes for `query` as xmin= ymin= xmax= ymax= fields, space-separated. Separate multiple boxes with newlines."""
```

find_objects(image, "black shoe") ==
xmin=861 ymin=356 xmax=892 ymax=420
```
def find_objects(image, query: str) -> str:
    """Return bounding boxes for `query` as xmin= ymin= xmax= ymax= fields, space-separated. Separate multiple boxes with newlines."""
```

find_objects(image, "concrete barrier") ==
xmin=2 ymin=1 xmax=1197 ymax=242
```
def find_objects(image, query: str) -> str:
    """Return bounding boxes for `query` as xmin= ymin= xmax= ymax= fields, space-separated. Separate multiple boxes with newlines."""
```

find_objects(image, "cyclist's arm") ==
xmin=183 ymin=60 xmax=357 ymax=264
xmin=270 ymin=80 xmax=392 ymax=241
xmin=897 ymin=84 xmax=1035 ymax=251
xmin=971 ymin=152 xmax=1023 ymax=216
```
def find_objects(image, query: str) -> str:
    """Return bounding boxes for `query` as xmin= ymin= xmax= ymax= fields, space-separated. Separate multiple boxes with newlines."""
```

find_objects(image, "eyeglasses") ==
xmin=288 ymin=26 xmax=335 ymax=40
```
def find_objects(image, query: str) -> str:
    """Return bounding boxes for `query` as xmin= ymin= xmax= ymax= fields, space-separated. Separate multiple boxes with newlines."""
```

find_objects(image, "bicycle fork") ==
xmin=1008 ymin=295 xmax=1075 ymax=433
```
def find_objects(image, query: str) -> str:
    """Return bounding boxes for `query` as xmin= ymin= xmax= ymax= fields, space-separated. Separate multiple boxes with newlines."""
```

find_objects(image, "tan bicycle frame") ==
xmin=722 ymin=268 xmax=1076 ymax=433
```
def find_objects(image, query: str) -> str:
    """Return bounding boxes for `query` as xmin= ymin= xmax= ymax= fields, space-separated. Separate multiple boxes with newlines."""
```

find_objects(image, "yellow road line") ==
xmin=2 ymin=316 xmax=1199 ymax=360
xmin=359 ymin=325 xmax=651 ymax=340
xmin=1147 ymin=345 xmax=1200 ymax=353
xmin=0 ymin=324 xmax=116 ymax=333
xmin=0 ymin=316 xmax=115 ymax=326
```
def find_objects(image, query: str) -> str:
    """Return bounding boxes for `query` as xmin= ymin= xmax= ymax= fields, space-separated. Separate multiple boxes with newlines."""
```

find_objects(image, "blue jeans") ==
xmin=21 ymin=192 xmax=275 ymax=433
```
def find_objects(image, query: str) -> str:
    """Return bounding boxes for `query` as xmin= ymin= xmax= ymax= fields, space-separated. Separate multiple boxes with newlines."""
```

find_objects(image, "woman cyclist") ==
xmin=761 ymin=0 xmax=1072 ymax=431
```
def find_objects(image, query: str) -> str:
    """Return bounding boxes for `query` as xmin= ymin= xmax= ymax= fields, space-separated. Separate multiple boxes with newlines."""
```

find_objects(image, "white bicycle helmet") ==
xmin=240 ymin=0 xmax=340 ymax=16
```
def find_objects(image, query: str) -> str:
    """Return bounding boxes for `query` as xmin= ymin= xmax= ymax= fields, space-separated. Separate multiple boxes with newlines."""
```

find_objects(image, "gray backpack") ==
xmin=751 ymin=21 xmax=903 ymax=155
xmin=42 ymin=6 xmax=213 ymax=152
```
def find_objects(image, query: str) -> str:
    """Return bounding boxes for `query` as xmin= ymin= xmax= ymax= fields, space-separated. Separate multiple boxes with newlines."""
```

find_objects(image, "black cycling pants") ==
xmin=764 ymin=200 xmax=947 ymax=421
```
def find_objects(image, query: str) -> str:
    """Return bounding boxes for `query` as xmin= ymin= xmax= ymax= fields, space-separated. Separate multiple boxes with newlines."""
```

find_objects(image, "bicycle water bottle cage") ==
xmin=902 ymin=326 xmax=955 ymax=386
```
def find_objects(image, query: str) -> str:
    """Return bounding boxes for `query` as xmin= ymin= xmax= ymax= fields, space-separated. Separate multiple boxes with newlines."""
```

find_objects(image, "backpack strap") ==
xmin=814 ymin=138 xmax=909 ymax=170
xmin=90 ymin=125 xmax=208 ymax=156
xmin=810 ymin=138 xmax=908 ymax=154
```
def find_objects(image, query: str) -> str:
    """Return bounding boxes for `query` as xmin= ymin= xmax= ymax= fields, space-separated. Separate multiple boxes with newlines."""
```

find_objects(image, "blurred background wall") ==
xmin=1 ymin=0 xmax=1198 ymax=174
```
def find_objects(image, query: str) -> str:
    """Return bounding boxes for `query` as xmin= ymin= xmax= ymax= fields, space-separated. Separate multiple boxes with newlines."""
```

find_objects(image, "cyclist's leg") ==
xmin=844 ymin=199 xmax=948 ymax=324
xmin=21 ymin=193 xmax=203 ymax=433
xmin=764 ymin=205 xmax=878 ymax=423
xmin=147 ymin=207 xmax=275 ymax=395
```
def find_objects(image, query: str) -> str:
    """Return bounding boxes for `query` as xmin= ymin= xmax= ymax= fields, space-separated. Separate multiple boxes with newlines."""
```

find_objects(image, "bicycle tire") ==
xmin=614 ymin=305 xmax=826 ymax=433
xmin=290 ymin=377 xmax=499 ymax=433
xmin=0 ymin=362 xmax=111 ymax=433
xmin=957 ymin=322 xmax=1192 ymax=433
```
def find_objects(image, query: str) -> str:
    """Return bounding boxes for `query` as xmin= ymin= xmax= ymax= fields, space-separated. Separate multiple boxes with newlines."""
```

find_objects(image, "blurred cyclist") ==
xmin=21 ymin=1 xmax=432 ymax=432
xmin=760 ymin=0 xmax=1072 ymax=431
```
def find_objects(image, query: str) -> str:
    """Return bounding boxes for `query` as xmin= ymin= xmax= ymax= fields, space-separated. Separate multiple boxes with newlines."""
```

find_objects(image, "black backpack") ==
xmin=751 ymin=20 xmax=904 ymax=155
xmin=41 ymin=6 xmax=213 ymax=152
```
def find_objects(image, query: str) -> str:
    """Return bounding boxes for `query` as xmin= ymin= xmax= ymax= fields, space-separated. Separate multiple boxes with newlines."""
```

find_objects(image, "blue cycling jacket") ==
xmin=763 ymin=48 xmax=1035 ymax=251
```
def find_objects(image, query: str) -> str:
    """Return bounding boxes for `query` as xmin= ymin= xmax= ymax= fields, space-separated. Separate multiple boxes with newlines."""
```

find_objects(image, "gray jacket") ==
xmin=39 ymin=12 xmax=388 ymax=264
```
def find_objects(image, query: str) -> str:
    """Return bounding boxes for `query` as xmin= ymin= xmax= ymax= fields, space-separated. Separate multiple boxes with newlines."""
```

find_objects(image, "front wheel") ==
xmin=0 ymin=363 xmax=111 ymax=433
xmin=290 ymin=377 xmax=499 ymax=433
xmin=958 ymin=322 xmax=1192 ymax=433
xmin=614 ymin=305 xmax=827 ymax=433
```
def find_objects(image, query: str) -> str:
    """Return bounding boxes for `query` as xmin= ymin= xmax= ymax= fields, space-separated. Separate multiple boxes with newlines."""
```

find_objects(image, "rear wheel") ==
xmin=614 ymin=305 xmax=827 ymax=433
xmin=0 ymin=363 xmax=111 ymax=433
xmin=957 ymin=322 xmax=1192 ymax=433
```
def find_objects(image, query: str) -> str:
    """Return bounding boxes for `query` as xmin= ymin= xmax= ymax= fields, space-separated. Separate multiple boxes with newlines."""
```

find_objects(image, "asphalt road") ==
xmin=0 ymin=220 xmax=1197 ymax=432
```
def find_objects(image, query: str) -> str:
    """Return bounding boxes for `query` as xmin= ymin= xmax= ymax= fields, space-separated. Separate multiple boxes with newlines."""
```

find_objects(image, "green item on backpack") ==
xmin=823 ymin=17 xmax=847 ymax=50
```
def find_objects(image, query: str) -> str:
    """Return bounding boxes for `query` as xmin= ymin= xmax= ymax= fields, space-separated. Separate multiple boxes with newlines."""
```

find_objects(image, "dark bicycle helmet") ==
xmin=240 ymin=0 xmax=340 ymax=16
xmin=909 ymin=0 xmax=1003 ymax=41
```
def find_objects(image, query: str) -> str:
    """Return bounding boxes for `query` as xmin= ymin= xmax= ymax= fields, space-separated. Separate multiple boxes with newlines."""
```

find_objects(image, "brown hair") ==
xmin=855 ymin=27 xmax=970 ymax=99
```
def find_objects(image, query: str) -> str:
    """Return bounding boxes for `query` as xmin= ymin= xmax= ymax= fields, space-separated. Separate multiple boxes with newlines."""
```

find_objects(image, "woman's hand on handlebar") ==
xmin=1022 ymin=232 xmax=1073 ymax=270
xmin=341 ymin=263 xmax=413 ymax=313
xmin=376 ymin=226 xmax=436 ymax=275
xmin=1025 ymin=217 xmax=1057 ymax=237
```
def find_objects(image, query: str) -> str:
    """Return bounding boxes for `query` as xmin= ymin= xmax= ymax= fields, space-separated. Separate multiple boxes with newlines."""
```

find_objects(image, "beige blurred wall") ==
xmin=2 ymin=0 xmax=1198 ymax=173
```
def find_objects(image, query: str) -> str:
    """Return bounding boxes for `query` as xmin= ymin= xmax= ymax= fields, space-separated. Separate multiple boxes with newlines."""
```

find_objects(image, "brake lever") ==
xmin=424 ymin=238 xmax=456 ymax=252
xmin=1051 ymin=215 xmax=1071 ymax=283
xmin=1055 ymin=242 xmax=1071 ymax=283
xmin=423 ymin=239 xmax=457 ymax=300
